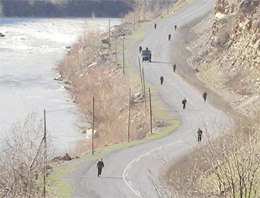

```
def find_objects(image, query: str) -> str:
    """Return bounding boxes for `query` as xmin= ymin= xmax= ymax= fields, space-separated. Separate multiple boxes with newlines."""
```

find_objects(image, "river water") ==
xmin=0 ymin=18 xmax=120 ymax=153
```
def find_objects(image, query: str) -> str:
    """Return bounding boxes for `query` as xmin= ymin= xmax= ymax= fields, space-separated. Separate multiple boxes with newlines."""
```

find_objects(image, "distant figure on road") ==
xmin=139 ymin=46 xmax=142 ymax=53
xmin=168 ymin=34 xmax=171 ymax=41
xmin=197 ymin=128 xmax=203 ymax=142
xmin=173 ymin=64 xmax=176 ymax=72
xmin=160 ymin=76 xmax=164 ymax=85
xmin=97 ymin=159 xmax=104 ymax=177
xmin=182 ymin=98 xmax=187 ymax=109
xmin=174 ymin=25 xmax=177 ymax=31
xmin=203 ymin=91 xmax=207 ymax=102
xmin=154 ymin=23 xmax=157 ymax=29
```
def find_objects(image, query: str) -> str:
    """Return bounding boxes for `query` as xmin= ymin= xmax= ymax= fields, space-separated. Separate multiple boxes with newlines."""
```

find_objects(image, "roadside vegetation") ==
xmin=163 ymin=121 xmax=260 ymax=198
xmin=0 ymin=113 xmax=51 ymax=197
xmin=0 ymin=0 xmax=185 ymax=197
xmin=57 ymin=0 xmax=185 ymax=157
xmin=164 ymin=0 xmax=260 ymax=197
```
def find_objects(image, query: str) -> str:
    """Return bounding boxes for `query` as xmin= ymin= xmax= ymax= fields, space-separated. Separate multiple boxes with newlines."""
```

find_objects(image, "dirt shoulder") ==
xmin=169 ymin=13 xmax=244 ymax=123
xmin=164 ymin=7 xmax=258 ymax=198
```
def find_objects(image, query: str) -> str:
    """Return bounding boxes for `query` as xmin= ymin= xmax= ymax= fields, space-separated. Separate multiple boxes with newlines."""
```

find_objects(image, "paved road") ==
xmin=69 ymin=0 xmax=230 ymax=197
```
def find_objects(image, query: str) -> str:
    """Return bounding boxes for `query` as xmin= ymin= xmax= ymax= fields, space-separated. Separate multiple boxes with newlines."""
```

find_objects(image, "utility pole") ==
xmin=138 ymin=57 xmax=143 ymax=91
xmin=120 ymin=12 xmax=123 ymax=35
xmin=128 ymin=88 xmax=131 ymax=142
xmin=133 ymin=12 xmax=136 ymax=31
xmin=91 ymin=97 xmax=95 ymax=155
xmin=167 ymin=1 xmax=170 ymax=15
xmin=122 ymin=36 xmax=125 ymax=74
xmin=142 ymin=68 xmax=146 ymax=108
xmin=115 ymin=35 xmax=118 ymax=65
xmin=43 ymin=110 xmax=47 ymax=198
xmin=108 ymin=18 xmax=111 ymax=50
xmin=149 ymin=88 xmax=153 ymax=134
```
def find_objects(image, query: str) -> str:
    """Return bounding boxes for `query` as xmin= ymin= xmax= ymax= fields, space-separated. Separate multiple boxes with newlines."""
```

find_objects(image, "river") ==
xmin=0 ymin=17 xmax=120 ymax=153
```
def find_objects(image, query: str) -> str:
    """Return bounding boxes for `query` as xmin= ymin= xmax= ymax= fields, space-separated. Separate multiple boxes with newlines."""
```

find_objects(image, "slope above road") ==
xmin=68 ymin=0 xmax=231 ymax=197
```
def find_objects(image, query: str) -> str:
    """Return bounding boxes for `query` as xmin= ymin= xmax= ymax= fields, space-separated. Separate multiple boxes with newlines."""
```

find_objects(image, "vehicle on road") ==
xmin=141 ymin=47 xmax=152 ymax=62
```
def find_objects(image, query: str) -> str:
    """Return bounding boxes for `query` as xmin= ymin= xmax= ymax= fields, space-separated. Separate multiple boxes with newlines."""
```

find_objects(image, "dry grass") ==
xmin=58 ymin=29 xmax=154 ymax=155
xmin=0 ymin=113 xmax=51 ymax=197
xmin=163 ymin=118 xmax=260 ymax=198
xmin=124 ymin=0 xmax=180 ymax=23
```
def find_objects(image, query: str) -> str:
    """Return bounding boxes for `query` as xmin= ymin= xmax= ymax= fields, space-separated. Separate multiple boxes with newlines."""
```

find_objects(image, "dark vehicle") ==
xmin=141 ymin=47 xmax=152 ymax=62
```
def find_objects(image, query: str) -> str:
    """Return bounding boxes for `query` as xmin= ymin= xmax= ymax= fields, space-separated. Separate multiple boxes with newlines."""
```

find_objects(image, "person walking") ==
xmin=139 ymin=46 xmax=142 ymax=53
xmin=174 ymin=25 xmax=177 ymax=31
xmin=160 ymin=76 xmax=164 ymax=85
xmin=197 ymin=128 xmax=203 ymax=142
xmin=173 ymin=64 xmax=176 ymax=72
xmin=96 ymin=159 xmax=104 ymax=177
xmin=154 ymin=23 xmax=157 ymax=29
xmin=168 ymin=34 xmax=171 ymax=41
xmin=182 ymin=98 xmax=187 ymax=109
xmin=203 ymin=91 xmax=207 ymax=102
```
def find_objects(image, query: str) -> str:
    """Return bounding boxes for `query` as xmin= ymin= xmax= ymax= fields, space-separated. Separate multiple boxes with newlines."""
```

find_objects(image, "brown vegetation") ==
xmin=163 ymin=0 xmax=260 ymax=197
xmin=58 ymin=27 xmax=155 ymax=154
xmin=160 ymin=121 xmax=260 ymax=197
xmin=124 ymin=0 xmax=178 ymax=23
xmin=0 ymin=113 xmax=50 ymax=197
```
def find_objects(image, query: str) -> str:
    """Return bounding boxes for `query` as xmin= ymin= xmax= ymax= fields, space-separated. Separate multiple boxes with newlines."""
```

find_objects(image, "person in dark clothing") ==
xmin=96 ymin=159 xmax=104 ymax=177
xmin=139 ymin=46 xmax=142 ymax=53
xmin=203 ymin=91 xmax=207 ymax=102
xmin=197 ymin=128 xmax=203 ymax=142
xmin=168 ymin=34 xmax=171 ymax=41
xmin=173 ymin=64 xmax=176 ymax=72
xmin=160 ymin=76 xmax=164 ymax=85
xmin=174 ymin=25 xmax=177 ymax=31
xmin=182 ymin=98 xmax=187 ymax=109
xmin=154 ymin=23 xmax=157 ymax=29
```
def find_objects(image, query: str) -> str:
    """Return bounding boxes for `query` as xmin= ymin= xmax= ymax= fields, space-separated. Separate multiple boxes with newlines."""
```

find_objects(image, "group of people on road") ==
xmin=154 ymin=23 xmax=177 ymax=41
xmin=140 ymin=23 xmax=208 ymax=144
xmin=93 ymin=18 xmax=209 ymax=182
xmin=181 ymin=91 xmax=207 ymax=109
xmin=159 ymin=74 xmax=207 ymax=142
xmin=154 ymin=23 xmax=177 ymax=31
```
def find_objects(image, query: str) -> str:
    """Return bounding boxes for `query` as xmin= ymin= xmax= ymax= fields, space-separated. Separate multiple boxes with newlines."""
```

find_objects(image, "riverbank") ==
xmin=57 ymin=20 xmax=178 ymax=156
xmin=0 ymin=18 xmax=89 ymax=153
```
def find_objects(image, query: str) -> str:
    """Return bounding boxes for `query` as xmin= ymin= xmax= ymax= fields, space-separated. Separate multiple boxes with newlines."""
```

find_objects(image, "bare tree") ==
xmin=0 ymin=113 xmax=52 ymax=197
xmin=165 ymin=125 xmax=260 ymax=198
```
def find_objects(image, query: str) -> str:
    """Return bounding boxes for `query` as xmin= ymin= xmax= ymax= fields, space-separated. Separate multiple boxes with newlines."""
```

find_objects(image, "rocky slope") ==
xmin=189 ymin=0 xmax=259 ymax=120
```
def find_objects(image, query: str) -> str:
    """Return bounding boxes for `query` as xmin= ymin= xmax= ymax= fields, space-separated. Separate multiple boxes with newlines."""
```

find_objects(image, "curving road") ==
xmin=69 ymin=0 xmax=231 ymax=197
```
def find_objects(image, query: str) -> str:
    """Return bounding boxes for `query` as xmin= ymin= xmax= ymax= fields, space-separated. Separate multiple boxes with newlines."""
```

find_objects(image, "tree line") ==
xmin=0 ymin=0 xmax=133 ymax=17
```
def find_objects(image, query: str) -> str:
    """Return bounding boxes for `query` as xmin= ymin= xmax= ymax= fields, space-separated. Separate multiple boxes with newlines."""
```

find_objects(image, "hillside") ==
xmin=189 ymin=0 xmax=259 ymax=120
xmin=166 ymin=1 xmax=260 ymax=197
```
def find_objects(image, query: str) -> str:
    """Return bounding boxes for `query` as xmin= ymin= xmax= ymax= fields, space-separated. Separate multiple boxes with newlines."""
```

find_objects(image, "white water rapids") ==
xmin=0 ymin=18 xmax=120 ymax=153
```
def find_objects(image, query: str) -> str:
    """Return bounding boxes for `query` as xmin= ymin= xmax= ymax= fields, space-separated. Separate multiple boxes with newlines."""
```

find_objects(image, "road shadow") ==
xmin=100 ymin=176 xmax=123 ymax=180
xmin=151 ymin=60 xmax=172 ymax=64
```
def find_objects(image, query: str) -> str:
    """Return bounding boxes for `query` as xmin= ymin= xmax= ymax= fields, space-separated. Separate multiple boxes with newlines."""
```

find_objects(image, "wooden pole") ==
xmin=142 ymin=68 xmax=146 ymax=108
xmin=108 ymin=18 xmax=111 ymax=50
xmin=122 ymin=36 xmax=125 ymax=74
xmin=91 ymin=97 xmax=94 ymax=155
xmin=121 ymin=12 xmax=123 ymax=34
xmin=133 ymin=12 xmax=136 ymax=31
xmin=115 ymin=36 xmax=118 ymax=65
xmin=138 ymin=57 xmax=143 ymax=91
xmin=128 ymin=88 xmax=131 ymax=142
xmin=149 ymin=88 xmax=153 ymax=134
xmin=43 ymin=110 xmax=47 ymax=198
